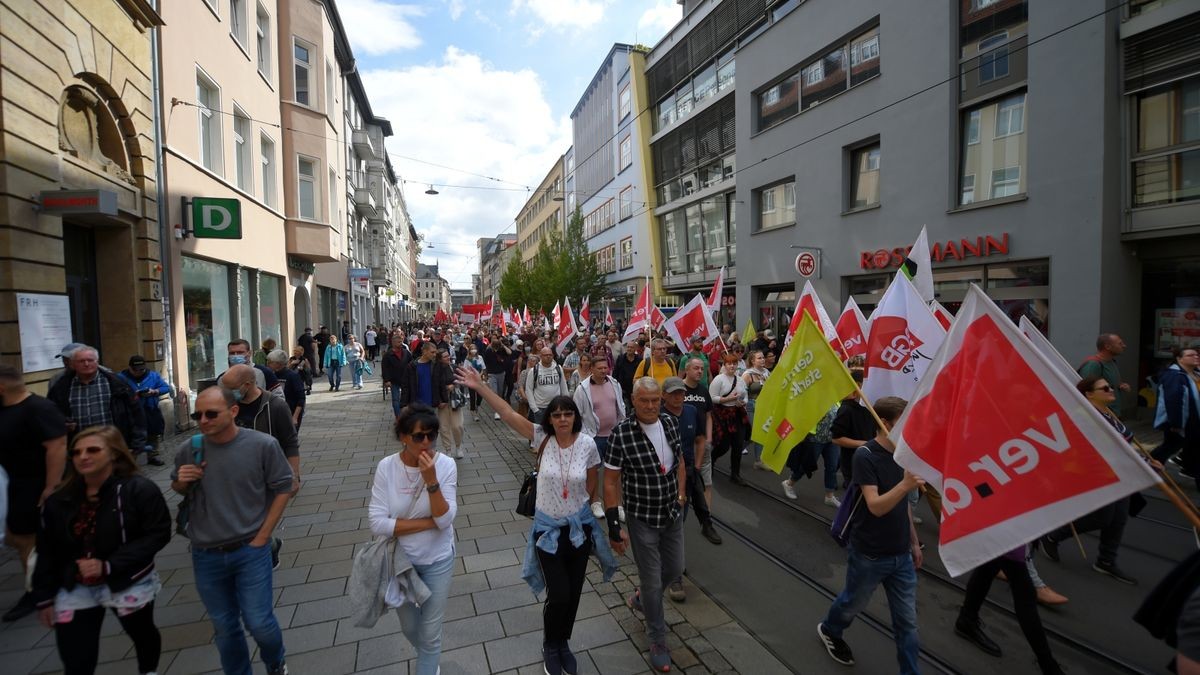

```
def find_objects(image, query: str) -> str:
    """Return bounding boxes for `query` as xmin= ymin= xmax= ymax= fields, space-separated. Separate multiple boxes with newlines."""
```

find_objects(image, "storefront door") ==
xmin=63 ymin=223 xmax=101 ymax=353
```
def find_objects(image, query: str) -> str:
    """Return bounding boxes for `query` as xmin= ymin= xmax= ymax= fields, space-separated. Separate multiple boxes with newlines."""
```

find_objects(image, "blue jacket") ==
xmin=1155 ymin=363 xmax=1200 ymax=434
xmin=521 ymin=502 xmax=618 ymax=597
xmin=116 ymin=369 xmax=173 ymax=412
xmin=323 ymin=343 xmax=347 ymax=369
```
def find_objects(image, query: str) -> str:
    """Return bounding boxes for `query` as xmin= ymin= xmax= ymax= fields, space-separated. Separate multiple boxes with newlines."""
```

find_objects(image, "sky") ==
xmin=336 ymin=0 xmax=683 ymax=288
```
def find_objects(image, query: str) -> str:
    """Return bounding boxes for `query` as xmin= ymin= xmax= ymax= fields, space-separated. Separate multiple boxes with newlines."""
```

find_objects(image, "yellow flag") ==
xmin=752 ymin=314 xmax=857 ymax=474
xmin=740 ymin=318 xmax=757 ymax=346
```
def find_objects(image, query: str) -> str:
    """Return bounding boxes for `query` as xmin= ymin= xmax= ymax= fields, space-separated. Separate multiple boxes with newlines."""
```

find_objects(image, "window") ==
xmin=849 ymin=143 xmax=880 ymax=209
xmin=675 ymin=84 xmax=694 ymax=120
xmin=260 ymin=133 xmax=275 ymax=207
xmin=595 ymin=245 xmax=616 ymax=274
xmin=229 ymin=0 xmax=247 ymax=46
xmin=802 ymin=46 xmax=848 ymax=111
xmin=978 ymin=32 xmax=1009 ymax=84
xmin=255 ymin=5 xmax=271 ymax=80
xmin=757 ymin=74 xmax=799 ymax=131
xmin=619 ymin=136 xmax=632 ymax=171
xmin=298 ymin=156 xmax=318 ymax=219
xmin=756 ymin=180 xmax=795 ymax=231
xmin=619 ymin=187 xmax=633 ymax=220
xmin=620 ymin=237 xmax=633 ymax=269
xmin=619 ymin=85 xmax=631 ymax=120
xmin=329 ymin=168 xmax=337 ymax=224
xmin=326 ymin=60 xmax=335 ymax=114
xmin=1132 ymin=76 xmax=1200 ymax=206
xmin=959 ymin=93 xmax=1026 ymax=205
xmin=693 ymin=64 xmax=717 ymax=103
xmin=758 ymin=25 xmax=878 ymax=130
xmin=233 ymin=107 xmax=252 ymax=193
xmin=196 ymin=71 xmax=222 ymax=175
xmin=849 ymin=26 xmax=881 ymax=87
xmin=584 ymin=200 xmax=615 ymax=238
xmin=717 ymin=51 xmax=735 ymax=92
xmin=991 ymin=167 xmax=1021 ymax=198
xmin=293 ymin=39 xmax=311 ymax=105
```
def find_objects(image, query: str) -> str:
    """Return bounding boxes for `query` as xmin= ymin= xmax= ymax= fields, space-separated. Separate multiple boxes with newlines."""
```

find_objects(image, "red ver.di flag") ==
xmin=784 ymin=280 xmax=839 ymax=351
xmin=835 ymin=297 xmax=870 ymax=359
xmin=861 ymin=273 xmax=946 ymax=405
xmin=556 ymin=298 xmax=579 ymax=354
xmin=892 ymin=285 xmax=1160 ymax=576
xmin=623 ymin=285 xmax=652 ymax=343
xmin=663 ymin=293 xmax=719 ymax=353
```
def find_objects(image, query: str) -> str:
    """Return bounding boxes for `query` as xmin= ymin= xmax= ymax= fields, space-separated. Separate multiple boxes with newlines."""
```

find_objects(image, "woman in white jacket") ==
xmin=367 ymin=404 xmax=458 ymax=675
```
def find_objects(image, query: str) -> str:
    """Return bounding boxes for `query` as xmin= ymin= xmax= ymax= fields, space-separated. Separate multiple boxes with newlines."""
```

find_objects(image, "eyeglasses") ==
xmin=191 ymin=409 xmax=223 ymax=420
xmin=1093 ymin=385 xmax=1114 ymax=393
xmin=70 ymin=445 xmax=105 ymax=457
xmin=408 ymin=431 xmax=439 ymax=443
xmin=549 ymin=411 xmax=576 ymax=420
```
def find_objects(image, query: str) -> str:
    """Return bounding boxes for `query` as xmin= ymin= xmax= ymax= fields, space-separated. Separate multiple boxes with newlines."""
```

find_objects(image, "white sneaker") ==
xmin=454 ymin=447 xmax=465 ymax=459
xmin=741 ymin=448 xmax=749 ymax=455
xmin=493 ymin=412 xmax=501 ymax=420
xmin=781 ymin=480 xmax=797 ymax=499
xmin=824 ymin=495 xmax=842 ymax=508
xmin=618 ymin=506 xmax=626 ymax=522
xmin=591 ymin=501 xmax=604 ymax=518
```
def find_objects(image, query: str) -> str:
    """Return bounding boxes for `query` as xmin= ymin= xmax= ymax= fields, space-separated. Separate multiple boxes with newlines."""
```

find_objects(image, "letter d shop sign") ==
xmin=192 ymin=197 xmax=242 ymax=239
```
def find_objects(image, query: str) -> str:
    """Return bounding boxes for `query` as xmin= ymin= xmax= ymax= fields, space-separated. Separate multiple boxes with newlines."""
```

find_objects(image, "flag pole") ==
xmin=1131 ymin=438 xmax=1200 ymax=530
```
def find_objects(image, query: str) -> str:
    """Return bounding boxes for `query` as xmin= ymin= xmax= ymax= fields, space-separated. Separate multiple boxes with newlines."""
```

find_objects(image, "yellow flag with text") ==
xmin=741 ymin=319 xmax=757 ymax=346
xmin=752 ymin=314 xmax=858 ymax=474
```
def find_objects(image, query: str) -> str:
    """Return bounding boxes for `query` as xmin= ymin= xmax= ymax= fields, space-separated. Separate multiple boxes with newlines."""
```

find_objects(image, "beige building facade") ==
xmin=514 ymin=155 xmax=565 ymax=264
xmin=0 ymin=0 xmax=164 ymax=390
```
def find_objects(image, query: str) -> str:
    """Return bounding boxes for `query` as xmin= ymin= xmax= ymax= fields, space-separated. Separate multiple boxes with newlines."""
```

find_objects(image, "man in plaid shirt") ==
xmin=604 ymin=377 xmax=689 ymax=672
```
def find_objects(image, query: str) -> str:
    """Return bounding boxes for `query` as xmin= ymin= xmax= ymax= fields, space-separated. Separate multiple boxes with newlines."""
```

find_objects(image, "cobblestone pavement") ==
xmin=0 ymin=371 xmax=788 ymax=674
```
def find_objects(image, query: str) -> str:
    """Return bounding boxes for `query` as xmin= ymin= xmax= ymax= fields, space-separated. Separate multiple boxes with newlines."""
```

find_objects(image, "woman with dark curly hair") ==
xmin=367 ymin=404 xmax=458 ymax=675
xmin=33 ymin=425 xmax=172 ymax=675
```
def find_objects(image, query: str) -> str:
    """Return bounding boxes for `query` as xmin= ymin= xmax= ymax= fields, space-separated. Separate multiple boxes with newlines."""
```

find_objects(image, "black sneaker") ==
xmin=701 ymin=523 xmax=723 ymax=545
xmin=2 ymin=592 xmax=36 ymax=622
xmin=955 ymin=618 xmax=1002 ymax=657
xmin=730 ymin=475 xmax=748 ymax=486
xmin=146 ymin=452 xmax=165 ymax=467
xmin=542 ymin=641 xmax=564 ymax=675
xmin=558 ymin=641 xmax=578 ymax=675
xmin=1093 ymin=560 xmax=1137 ymax=585
xmin=817 ymin=622 xmax=854 ymax=665
xmin=267 ymin=663 xmax=289 ymax=675
xmin=271 ymin=537 xmax=283 ymax=571
xmin=1041 ymin=535 xmax=1060 ymax=562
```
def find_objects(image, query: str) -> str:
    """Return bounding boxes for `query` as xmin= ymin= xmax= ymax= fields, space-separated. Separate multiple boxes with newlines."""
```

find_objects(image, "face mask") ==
xmin=224 ymin=386 xmax=245 ymax=403
xmin=228 ymin=355 xmax=248 ymax=366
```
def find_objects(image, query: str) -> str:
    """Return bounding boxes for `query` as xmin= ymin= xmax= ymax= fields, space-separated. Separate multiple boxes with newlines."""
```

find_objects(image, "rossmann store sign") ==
xmin=859 ymin=233 xmax=1010 ymax=270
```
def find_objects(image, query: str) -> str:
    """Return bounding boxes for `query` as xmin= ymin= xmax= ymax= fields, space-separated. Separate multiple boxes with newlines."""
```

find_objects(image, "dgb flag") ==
xmin=752 ymin=314 xmax=857 ymax=474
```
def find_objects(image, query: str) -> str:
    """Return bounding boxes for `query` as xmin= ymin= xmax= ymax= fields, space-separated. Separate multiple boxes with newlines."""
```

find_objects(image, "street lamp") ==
xmin=425 ymin=185 xmax=439 ymax=195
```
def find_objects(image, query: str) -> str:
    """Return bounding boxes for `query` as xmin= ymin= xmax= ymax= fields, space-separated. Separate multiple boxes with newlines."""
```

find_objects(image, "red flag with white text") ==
xmin=893 ymin=285 xmax=1159 ymax=576
xmin=623 ymin=285 xmax=652 ymax=343
xmin=580 ymin=296 xmax=591 ymax=326
xmin=664 ymin=294 xmax=719 ymax=353
xmin=861 ymin=273 xmax=946 ymax=404
xmin=835 ymin=297 xmax=870 ymax=359
xmin=651 ymin=305 xmax=668 ymax=330
xmin=706 ymin=266 xmax=725 ymax=313
xmin=557 ymin=298 xmax=578 ymax=353
xmin=551 ymin=301 xmax=561 ymax=330
xmin=604 ymin=305 xmax=614 ymax=328
xmin=460 ymin=303 xmax=491 ymax=324
xmin=785 ymin=280 xmax=840 ymax=352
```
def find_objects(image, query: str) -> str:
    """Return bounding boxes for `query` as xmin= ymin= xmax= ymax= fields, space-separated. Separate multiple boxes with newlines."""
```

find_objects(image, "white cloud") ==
xmin=361 ymin=48 xmax=572 ymax=286
xmin=337 ymin=0 xmax=424 ymax=56
xmin=510 ymin=0 xmax=609 ymax=30
xmin=637 ymin=0 xmax=681 ymax=44
xmin=446 ymin=0 xmax=465 ymax=20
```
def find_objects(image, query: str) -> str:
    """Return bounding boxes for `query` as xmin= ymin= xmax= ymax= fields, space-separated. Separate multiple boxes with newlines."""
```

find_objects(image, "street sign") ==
xmin=349 ymin=267 xmax=371 ymax=294
xmin=795 ymin=250 xmax=819 ymax=278
xmin=191 ymin=197 xmax=242 ymax=239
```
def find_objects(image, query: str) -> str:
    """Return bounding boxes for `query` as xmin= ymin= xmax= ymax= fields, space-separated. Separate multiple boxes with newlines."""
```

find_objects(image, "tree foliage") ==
xmin=498 ymin=208 xmax=606 ymax=313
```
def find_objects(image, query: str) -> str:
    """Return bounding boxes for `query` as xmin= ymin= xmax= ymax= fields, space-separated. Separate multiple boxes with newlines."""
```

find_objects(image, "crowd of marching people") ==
xmin=2 ymin=294 xmax=1199 ymax=675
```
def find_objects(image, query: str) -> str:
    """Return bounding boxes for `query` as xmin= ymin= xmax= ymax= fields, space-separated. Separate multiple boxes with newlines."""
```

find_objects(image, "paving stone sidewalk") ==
xmin=0 ymin=371 xmax=787 ymax=674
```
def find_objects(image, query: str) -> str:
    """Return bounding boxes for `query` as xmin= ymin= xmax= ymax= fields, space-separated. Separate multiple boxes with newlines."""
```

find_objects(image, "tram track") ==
xmin=711 ymin=465 xmax=1153 ymax=674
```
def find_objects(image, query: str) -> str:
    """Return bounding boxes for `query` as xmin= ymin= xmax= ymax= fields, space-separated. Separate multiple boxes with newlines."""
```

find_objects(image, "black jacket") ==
xmin=48 ymin=370 xmax=147 ymax=450
xmin=32 ymin=474 xmax=171 ymax=606
xmin=400 ymin=359 xmax=454 ymax=408
xmin=613 ymin=354 xmax=641 ymax=400
xmin=381 ymin=346 xmax=412 ymax=383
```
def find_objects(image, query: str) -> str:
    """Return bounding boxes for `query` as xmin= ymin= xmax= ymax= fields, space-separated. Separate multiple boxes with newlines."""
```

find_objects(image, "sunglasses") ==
xmin=191 ymin=409 xmax=223 ymax=420
xmin=70 ymin=445 xmax=105 ymax=458
xmin=550 ymin=411 xmax=576 ymax=420
xmin=1093 ymin=385 xmax=1114 ymax=393
xmin=408 ymin=431 xmax=439 ymax=443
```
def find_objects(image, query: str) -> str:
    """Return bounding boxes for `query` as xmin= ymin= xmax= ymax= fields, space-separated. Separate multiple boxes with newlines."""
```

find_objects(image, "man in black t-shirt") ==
xmin=0 ymin=365 xmax=67 ymax=621
xmin=818 ymin=397 xmax=924 ymax=674
xmin=681 ymin=358 xmax=714 ymax=506
xmin=831 ymin=370 xmax=877 ymax=487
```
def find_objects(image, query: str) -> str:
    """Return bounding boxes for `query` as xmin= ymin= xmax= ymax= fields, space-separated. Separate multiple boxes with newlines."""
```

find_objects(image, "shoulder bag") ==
xmin=175 ymin=434 xmax=203 ymax=536
xmin=515 ymin=434 xmax=553 ymax=518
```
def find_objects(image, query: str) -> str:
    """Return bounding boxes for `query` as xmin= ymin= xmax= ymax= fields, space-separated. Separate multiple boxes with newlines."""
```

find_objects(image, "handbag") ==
xmin=516 ymin=434 xmax=553 ymax=517
xmin=829 ymin=483 xmax=864 ymax=548
xmin=175 ymin=434 xmax=203 ymax=536
xmin=450 ymin=385 xmax=468 ymax=410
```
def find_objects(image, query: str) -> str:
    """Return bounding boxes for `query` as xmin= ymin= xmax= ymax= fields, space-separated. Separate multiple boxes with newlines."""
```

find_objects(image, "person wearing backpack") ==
xmin=525 ymin=346 xmax=568 ymax=426
xmin=818 ymin=396 xmax=924 ymax=675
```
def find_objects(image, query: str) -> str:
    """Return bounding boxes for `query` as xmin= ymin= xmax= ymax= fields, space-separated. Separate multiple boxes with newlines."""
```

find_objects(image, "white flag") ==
xmin=861 ymin=273 xmax=946 ymax=405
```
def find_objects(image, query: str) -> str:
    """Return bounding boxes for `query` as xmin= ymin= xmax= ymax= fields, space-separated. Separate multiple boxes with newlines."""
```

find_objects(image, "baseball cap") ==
xmin=663 ymin=376 xmax=687 ymax=394
xmin=60 ymin=342 xmax=85 ymax=358
xmin=129 ymin=355 xmax=147 ymax=368
xmin=763 ymin=329 xmax=776 ymax=339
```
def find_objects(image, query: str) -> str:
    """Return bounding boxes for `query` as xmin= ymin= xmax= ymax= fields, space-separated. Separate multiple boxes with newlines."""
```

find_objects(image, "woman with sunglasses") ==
xmin=455 ymin=365 xmax=617 ymax=675
xmin=367 ymin=404 xmax=458 ymax=675
xmin=32 ymin=425 xmax=171 ymax=675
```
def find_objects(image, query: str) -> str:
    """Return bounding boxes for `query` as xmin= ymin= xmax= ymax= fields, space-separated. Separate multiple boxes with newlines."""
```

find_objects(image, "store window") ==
xmin=183 ymin=257 xmax=233 ymax=386
xmin=755 ymin=287 xmax=796 ymax=341
xmin=259 ymin=274 xmax=283 ymax=344
xmin=959 ymin=92 xmax=1027 ymax=205
xmin=238 ymin=268 xmax=254 ymax=342
xmin=1132 ymin=75 xmax=1200 ymax=207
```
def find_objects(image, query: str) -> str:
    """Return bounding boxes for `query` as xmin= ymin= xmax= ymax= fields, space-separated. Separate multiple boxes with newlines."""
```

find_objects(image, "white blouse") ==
xmin=368 ymin=452 xmax=458 ymax=565
xmin=535 ymin=433 xmax=601 ymax=519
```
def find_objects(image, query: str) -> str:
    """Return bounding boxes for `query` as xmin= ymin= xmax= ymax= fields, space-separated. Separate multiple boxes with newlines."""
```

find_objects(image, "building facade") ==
xmin=416 ymin=262 xmax=450 ymax=316
xmin=732 ymin=0 xmax=1199 ymax=411
xmin=450 ymin=288 xmax=474 ymax=314
xmin=573 ymin=44 xmax=658 ymax=317
xmin=1 ymin=0 xmax=164 ymax=390
xmin=477 ymin=233 xmax=517 ymax=302
xmin=515 ymin=155 xmax=566 ymax=265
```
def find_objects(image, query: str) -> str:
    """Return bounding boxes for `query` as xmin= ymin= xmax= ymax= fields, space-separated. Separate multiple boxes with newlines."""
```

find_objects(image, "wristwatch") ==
xmin=677 ymin=495 xmax=687 ymax=504
xmin=425 ymin=482 xmax=441 ymax=494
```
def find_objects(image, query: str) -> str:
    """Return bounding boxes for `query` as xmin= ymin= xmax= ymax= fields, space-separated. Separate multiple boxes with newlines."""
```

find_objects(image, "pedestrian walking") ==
xmin=367 ymin=404 xmax=458 ymax=675
xmin=605 ymin=377 xmax=688 ymax=673
xmin=782 ymin=403 xmax=842 ymax=507
xmin=1151 ymin=345 xmax=1200 ymax=479
xmin=574 ymin=357 xmax=625 ymax=519
xmin=436 ymin=350 xmax=466 ymax=459
xmin=743 ymin=350 xmax=770 ymax=470
xmin=681 ymin=358 xmax=715 ymax=510
xmin=525 ymin=347 xmax=568 ymax=428
xmin=818 ymin=397 xmax=923 ymax=675
xmin=298 ymin=327 xmax=317 ymax=375
xmin=314 ymin=326 xmax=330 ymax=375
xmin=266 ymin=350 xmax=307 ymax=430
xmin=455 ymin=366 xmax=617 ymax=675
xmin=47 ymin=345 xmax=147 ymax=453
xmin=345 ymin=335 xmax=367 ymax=390
xmin=171 ymin=387 xmax=294 ymax=675
xmin=483 ymin=333 xmax=512 ymax=419
xmin=708 ymin=354 xmax=749 ymax=486
xmin=633 ymin=339 xmax=678 ymax=387
xmin=33 ymin=425 xmax=171 ymax=675
xmin=382 ymin=332 xmax=412 ymax=422
xmin=323 ymin=335 xmax=346 ymax=391
xmin=466 ymin=348 xmax=485 ymax=421
xmin=830 ymin=370 xmax=876 ymax=487
xmin=0 ymin=365 xmax=67 ymax=622
xmin=566 ymin=353 xmax=592 ymax=396
xmin=365 ymin=325 xmax=379 ymax=362
xmin=288 ymin=346 xmax=313 ymax=395
xmin=116 ymin=355 xmax=172 ymax=466
xmin=401 ymin=342 xmax=444 ymax=409
xmin=252 ymin=338 xmax=276 ymax=367
xmin=1079 ymin=333 xmax=1132 ymax=416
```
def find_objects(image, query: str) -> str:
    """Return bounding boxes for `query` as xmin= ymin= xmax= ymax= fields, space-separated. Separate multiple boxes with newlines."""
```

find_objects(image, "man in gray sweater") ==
xmin=524 ymin=346 xmax=567 ymax=425
xmin=172 ymin=387 xmax=294 ymax=675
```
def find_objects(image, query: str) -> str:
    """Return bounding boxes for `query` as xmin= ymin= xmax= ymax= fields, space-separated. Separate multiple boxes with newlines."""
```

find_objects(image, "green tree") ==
xmin=497 ymin=253 xmax=531 ymax=310
xmin=506 ymin=208 xmax=606 ymax=314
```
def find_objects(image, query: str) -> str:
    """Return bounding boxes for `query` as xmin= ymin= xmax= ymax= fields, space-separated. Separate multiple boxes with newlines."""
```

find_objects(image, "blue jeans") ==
xmin=395 ymin=554 xmax=455 ymax=675
xmin=390 ymin=384 xmax=403 ymax=416
xmin=327 ymin=364 xmax=342 ymax=389
xmin=192 ymin=543 xmax=285 ymax=675
xmin=823 ymin=547 xmax=920 ymax=675
xmin=746 ymin=399 xmax=763 ymax=460
xmin=350 ymin=361 xmax=363 ymax=387
xmin=626 ymin=515 xmax=685 ymax=645
xmin=790 ymin=441 xmax=838 ymax=491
